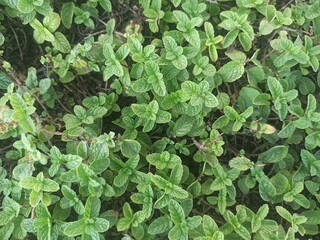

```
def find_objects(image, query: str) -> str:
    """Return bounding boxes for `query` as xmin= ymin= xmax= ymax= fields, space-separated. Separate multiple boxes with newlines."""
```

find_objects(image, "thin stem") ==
xmin=8 ymin=22 xmax=23 ymax=61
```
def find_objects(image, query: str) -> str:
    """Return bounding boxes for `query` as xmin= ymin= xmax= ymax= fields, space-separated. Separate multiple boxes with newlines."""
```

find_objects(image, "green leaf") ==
xmin=128 ymin=38 xmax=142 ymax=54
xmin=0 ymin=33 xmax=4 ymax=47
xmin=123 ymin=202 xmax=133 ymax=218
xmin=305 ymin=131 xmax=320 ymax=150
xmin=184 ymin=28 xmax=201 ymax=48
xmin=116 ymin=44 xmax=130 ymax=61
xmin=42 ymin=178 xmax=59 ymax=192
xmin=223 ymin=29 xmax=239 ymax=48
xmin=25 ymin=67 xmax=37 ymax=88
xmin=218 ymin=60 xmax=244 ymax=83
xmin=163 ymin=36 xmax=179 ymax=58
xmin=60 ymin=71 xmax=75 ymax=83
xmin=226 ymin=210 xmax=250 ymax=240
xmin=89 ymin=218 xmax=110 ymax=233
xmin=64 ymin=219 xmax=85 ymax=237
xmin=152 ymin=174 xmax=188 ymax=199
xmin=181 ymin=81 xmax=198 ymax=96
xmin=161 ymin=91 xmax=183 ymax=110
xmin=224 ymin=106 xmax=238 ymax=120
xmin=29 ymin=190 xmax=42 ymax=207
xmin=0 ymin=71 xmax=11 ymax=90
xmin=275 ymin=206 xmax=292 ymax=222
xmin=258 ymin=146 xmax=288 ymax=164
xmin=278 ymin=122 xmax=295 ymax=138
xmin=84 ymin=196 xmax=101 ymax=219
xmin=43 ymin=12 xmax=60 ymax=32
xmin=0 ymin=197 xmax=20 ymax=226
xmin=30 ymin=19 xmax=55 ymax=43
xmin=52 ymin=32 xmax=71 ymax=53
xmin=148 ymin=215 xmax=172 ymax=235
xmin=169 ymin=200 xmax=185 ymax=224
xmin=162 ymin=36 xmax=188 ymax=70
xmin=61 ymin=185 xmax=77 ymax=200
xmin=38 ymin=78 xmax=51 ymax=94
xmin=229 ymin=156 xmax=253 ymax=171
xmin=132 ymin=78 xmax=151 ymax=93
xmin=61 ymin=2 xmax=75 ymax=29
xmin=173 ymin=10 xmax=189 ymax=24
xmin=168 ymin=225 xmax=188 ymax=240
xmin=293 ymin=52 xmax=309 ymax=64
xmin=33 ymin=204 xmax=52 ymax=239
xmin=205 ymin=21 xmax=215 ymax=39
xmin=257 ymin=204 xmax=269 ymax=219
xmin=306 ymin=3 xmax=320 ymax=19
xmin=173 ymin=115 xmax=194 ymax=137
xmin=132 ymin=100 xmax=158 ymax=120
xmin=205 ymin=93 xmax=218 ymax=108
xmin=253 ymin=93 xmax=271 ymax=105
xmin=294 ymin=194 xmax=310 ymax=208
xmin=156 ymin=110 xmax=172 ymax=123
xmin=240 ymin=106 xmax=253 ymax=118
xmin=121 ymin=140 xmax=141 ymax=158
xmin=0 ymin=223 xmax=14 ymax=240
xmin=259 ymin=19 xmax=273 ymax=35
xmin=259 ymin=178 xmax=276 ymax=197
xmin=103 ymin=43 xmax=114 ymax=58
xmin=10 ymin=93 xmax=36 ymax=134
xmin=17 ymin=0 xmax=34 ymax=14
xmin=186 ymin=216 xmax=202 ymax=229
xmin=152 ymin=174 xmax=170 ymax=190
xmin=152 ymin=77 xmax=167 ymax=96
xmin=213 ymin=115 xmax=229 ymax=129
xmin=202 ymin=215 xmax=219 ymax=236
xmin=270 ymin=173 xmax=289 ymax=195
xmin=13 ymin=162 xmax=35 ymax=180
xmin=99 ymin=0 xmax=112 ymax=12
xmin=63 ymin=154 xmax=83 ymax=169
xmin=114 ymin=171 xmax=128 ymax=187
xmin=170 ymin=185 xmax=189 ymax=199
xmin=0 ymin=210 xmax=15 ymax=226
xmin=239 ymin=32 xmax=252 ymax=51
xmin=19 ymin=176 xmax=37 ymax=189
xmin=171 ymin=0 xmax=181 ymax=7
xmin=146 ymin=151 xmax=181 ymax=170
xmin=70 ymin=200 xmax=84 ymax=215
xmin=170 ymin=164 xmax=184 ymax=185
xmin=208 ymin=45 xmax=219 ymax=62
xmin=267 ymin=77 xmax=283 ymax=98
xmin=247 ymin=66 xmax=265 ymax=85
xmin=89 ymin=139 xmax=109 ymax=160
xmin=173 ymin=55 xmax=188 ymax=70
xmin=301 ymin=149 xmax=316 ymax=166
xmin=34 ymin=1 xmax=52 ymax=16
xmin=116 ymin=217 xmax=132 ymax=232
xmin=235 ymin=226 xmax=251 ymax=240
xmin=110 ymin=62 xmax=124 ymax=77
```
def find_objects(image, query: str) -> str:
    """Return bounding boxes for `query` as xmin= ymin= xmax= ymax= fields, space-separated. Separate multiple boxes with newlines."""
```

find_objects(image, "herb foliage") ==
xmin=1 ymin=0 xmax=320 ymax=239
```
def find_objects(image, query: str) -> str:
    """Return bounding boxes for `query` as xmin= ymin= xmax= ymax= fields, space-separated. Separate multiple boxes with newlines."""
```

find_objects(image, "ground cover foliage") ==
xmin=1 ymin=0 xmax=320 ymax=239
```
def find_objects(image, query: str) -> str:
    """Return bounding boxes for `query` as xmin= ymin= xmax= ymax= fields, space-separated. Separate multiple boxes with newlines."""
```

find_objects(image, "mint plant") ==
xmin=1 ymin=0 xmax=320 ymax=239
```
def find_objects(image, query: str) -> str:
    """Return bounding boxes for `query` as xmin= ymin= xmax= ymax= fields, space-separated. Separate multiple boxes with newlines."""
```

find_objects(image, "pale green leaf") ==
xmin=64 ymin=219 xmax=85 ymax=237
xmin=218 ymin=60 xmax=244 ymax=83
xmin=121 ymin=140 xmax=141 ymax=158
xmin=258 ymin=145 xmax=288 ymax=164
xmin=43 ymin=12 xmax=60 ymax=32
xmin=17 ymin=0 xmax=34 ymax=14
xmin=148 ymin=215 xmax=172 ymax=235
xmin=52 ymin=32 xmax=71 ymax=53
